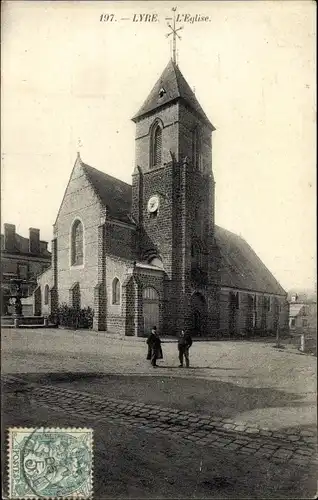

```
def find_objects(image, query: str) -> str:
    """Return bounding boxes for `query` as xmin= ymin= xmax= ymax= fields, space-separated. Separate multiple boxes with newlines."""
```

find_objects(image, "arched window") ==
xmin=70 ymin=282 xmax=81 ymax=309
xmin=192 ymin=128 xmax=201 ymax=169
xmin=143 ymin=287 xmax=159 ymax=301
xmin=44 ymin=284 xmax=49 ymax=305
xmin=71 ymin=219 xmax=83 ymax=266
xmin=151 ymin=125 xmax=162 ymax=167
xmin=230 ymin=291 xmax=240 ymax=310
xmin=112 ymin=278 xmax=121 ymax=305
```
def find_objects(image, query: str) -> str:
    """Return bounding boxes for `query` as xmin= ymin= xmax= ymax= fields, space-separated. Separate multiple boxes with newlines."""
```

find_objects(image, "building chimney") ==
xmin=29 ymin=228 xmax=40 ymax=254
xmin=4 ymin=223 xmax=16 ymax=251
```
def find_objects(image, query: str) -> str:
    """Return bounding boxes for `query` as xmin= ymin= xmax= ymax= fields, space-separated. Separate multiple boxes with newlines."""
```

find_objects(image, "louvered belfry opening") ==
xmin=152 ymin=125 xmax=162 ymax=167
xmin=192 ymin=127 xmax=201 ymax=169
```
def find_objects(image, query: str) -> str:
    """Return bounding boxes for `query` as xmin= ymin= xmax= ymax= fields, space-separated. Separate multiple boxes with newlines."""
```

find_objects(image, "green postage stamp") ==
xmin=8 ymin=428 xmax=93 ymax=499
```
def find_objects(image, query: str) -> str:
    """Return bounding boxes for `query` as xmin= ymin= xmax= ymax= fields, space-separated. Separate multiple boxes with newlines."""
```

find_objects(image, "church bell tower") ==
xmin=131 ymin=50 xmax=219 ymax=335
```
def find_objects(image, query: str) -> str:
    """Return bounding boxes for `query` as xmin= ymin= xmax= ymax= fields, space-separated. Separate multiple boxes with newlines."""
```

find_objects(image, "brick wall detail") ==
xmin=93 ymin=224 xmax=106 ymax=331
xmin=55 ymin=158 xmax=104 ymax=310
xmin=33 ymin=286 xmax=42 ymax=316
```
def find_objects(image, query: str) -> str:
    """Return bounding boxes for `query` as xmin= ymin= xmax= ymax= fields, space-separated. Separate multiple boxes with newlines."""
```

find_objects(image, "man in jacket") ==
xmin=178 ymin=330 xmax=193 ymax=368
xmin=146 ymin=326 xmax=162 ymax=367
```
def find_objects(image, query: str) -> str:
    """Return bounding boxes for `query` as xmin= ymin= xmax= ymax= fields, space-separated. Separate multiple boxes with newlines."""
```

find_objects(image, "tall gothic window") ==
xmin=192 ymin=128 xmax=201 ymax=169
xmin=112 ymin=278 xmax=121 ymax=305
xmin=230 ymin=291 xmax=240 ymax=310
xmin=71 ymin=219 xmax=83 ymax=266
xmin=151 ymin=125 xmax=162 ymax=167
xmin=264 ymin=296 xmax=271 ymax=312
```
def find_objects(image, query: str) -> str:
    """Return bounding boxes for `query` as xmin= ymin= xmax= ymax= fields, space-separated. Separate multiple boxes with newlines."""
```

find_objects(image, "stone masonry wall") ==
xmin=105 ymin=255 xmax=133 ymax=334
xmin=132 ymin=100 xmax=218 ymax=337
xmin=219 ymin=289 xmax=230 ymax=335
xmin=106 ymin=222 xmax=136 ymax=261
xmin=178 ymin=106 xmax=212 ymax=175
xmin=35 ymin=266 xmax=53 ymax=317
xmin=134 ymin=105 xmax=179 ymax=170
xmin=219 ymin=289 xmax=288 ymax=336
xmin=55 ymin=159 xmax=103 ymax=310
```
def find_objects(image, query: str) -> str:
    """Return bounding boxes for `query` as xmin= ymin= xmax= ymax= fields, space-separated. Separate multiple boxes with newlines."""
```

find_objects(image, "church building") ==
xmin=36 ymin=58 xmax=289 ymax=337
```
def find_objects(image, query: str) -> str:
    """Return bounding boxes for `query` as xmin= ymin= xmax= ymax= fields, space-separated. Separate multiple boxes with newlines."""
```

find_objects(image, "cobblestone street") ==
xmin=2 ymin=328 xmax=317 ymax=498
xmin=2 ymin=375 xmax=317 ymax=468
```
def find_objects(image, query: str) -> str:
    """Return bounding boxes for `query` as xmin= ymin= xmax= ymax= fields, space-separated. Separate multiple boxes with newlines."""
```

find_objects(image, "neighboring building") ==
xmin=1 ymin=224 xmax=51 ymax=315
xmin=288 ymin=291 xmax=317 ymax=304
xmin=36 ymin=59 xmax=289 ymax=336
xmin=289 ymin=298 xmax=317 ymax=332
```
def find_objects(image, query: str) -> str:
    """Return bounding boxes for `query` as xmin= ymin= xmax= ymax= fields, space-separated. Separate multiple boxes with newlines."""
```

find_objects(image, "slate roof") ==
xmin=82 ymin=163 xmax=134 ymax=225
xmin=214 ymin=225 xmax=286 ymax=296
xmin=132 ymin=59 xmax=215 ymax=130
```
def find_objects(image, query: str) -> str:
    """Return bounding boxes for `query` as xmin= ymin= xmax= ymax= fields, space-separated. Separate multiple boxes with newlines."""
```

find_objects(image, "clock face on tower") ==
xmin=147 ymin=195 xmax=159 ymax=213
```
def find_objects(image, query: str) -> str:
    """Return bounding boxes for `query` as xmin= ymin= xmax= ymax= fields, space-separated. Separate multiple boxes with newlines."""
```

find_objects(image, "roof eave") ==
xmin=107 ymin=215 xmax=136 ymax=227
xmin=132 ymin=97 xmax=216 ymax=131
xmin=131 ymin=97 xmax=179 ymax=123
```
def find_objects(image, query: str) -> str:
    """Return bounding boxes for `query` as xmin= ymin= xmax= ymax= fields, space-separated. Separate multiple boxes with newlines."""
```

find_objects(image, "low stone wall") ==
xmin=21 ymin=316 xmax=45 ymax=326
xmin=107 ymin=315 xmax=125 ymax=335
xmin=7 ymin=304 xmax=33 ymax=316
xmin=1 ymin=316 xmax=14 ymax=326
xmin=1 ymin=315 xmax=47 ymax=328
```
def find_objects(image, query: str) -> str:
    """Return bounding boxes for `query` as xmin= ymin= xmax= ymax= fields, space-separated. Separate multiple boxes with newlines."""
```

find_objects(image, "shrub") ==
xmin=49 ymin=303 xmax=94 ymax=329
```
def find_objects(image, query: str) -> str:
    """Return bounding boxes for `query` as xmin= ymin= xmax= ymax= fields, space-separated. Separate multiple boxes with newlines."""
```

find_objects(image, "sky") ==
xmin=1 ymin=0 xmax=316 ymax=291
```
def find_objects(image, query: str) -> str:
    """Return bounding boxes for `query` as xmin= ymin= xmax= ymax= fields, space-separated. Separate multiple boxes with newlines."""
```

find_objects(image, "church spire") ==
xmin=166 ymin=7 xmax=183 ymax=64
xmin=132 ymin=59 xmax=214 ymax=130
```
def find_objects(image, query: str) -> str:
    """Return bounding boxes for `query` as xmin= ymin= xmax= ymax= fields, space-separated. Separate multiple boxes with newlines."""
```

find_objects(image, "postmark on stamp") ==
xmin=8 ymin=427 xmax=93 ymax=499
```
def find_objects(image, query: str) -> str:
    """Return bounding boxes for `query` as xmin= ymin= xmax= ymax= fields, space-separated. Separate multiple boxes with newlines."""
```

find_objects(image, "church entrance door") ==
xmin=143 ymin=287 xmax=159 ymax=336
xmin=190 ymin=292 xmax=207 ymax=336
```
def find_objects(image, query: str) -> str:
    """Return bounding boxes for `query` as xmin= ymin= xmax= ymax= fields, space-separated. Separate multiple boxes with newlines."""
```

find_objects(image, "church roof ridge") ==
xmin=81 ymin=161 xmax=133 ymax=224
xmin=82 ymin=162 xmax=132 ymax=190
xmin=214 ymin=225 xmax=286 ymax=296
xmin=81 ymin=162 xmax=133 ymax=225
xmin=132 ymin=59 xmax=215 ymax=129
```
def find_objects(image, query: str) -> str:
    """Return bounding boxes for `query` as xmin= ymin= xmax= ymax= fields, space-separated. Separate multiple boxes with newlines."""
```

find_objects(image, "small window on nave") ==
xmin=71 ymin=219 xmax=84 ymax=266
xmin=112 ymin=278 xmax=121 ymax=305
xmin=44 ymin=284 xmax=49 ymax=305
xmin=264 ymin=296 xmax=271 ymax=312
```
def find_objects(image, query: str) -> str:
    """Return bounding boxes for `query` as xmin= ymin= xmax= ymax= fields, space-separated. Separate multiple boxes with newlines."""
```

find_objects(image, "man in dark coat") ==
xmin=146 ymin=326 xmax=162 ymax=368
xmin=178 ymin=330 xmax=192 ymax=368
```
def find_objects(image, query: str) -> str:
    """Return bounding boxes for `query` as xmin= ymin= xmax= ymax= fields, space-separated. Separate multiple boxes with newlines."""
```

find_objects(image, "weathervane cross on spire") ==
xmin=166 ymin=7 xmax=183 ymax=64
